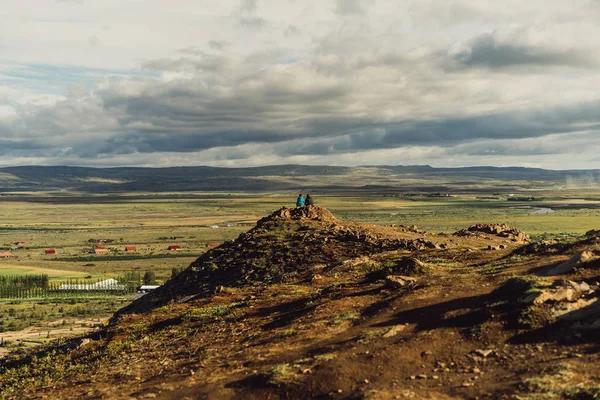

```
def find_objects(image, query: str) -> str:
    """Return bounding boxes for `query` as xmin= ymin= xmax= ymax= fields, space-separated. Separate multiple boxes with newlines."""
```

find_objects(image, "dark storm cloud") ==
xmin=273 ymin=104 xmax=600 ymax=156
xmin=4 ymin=39 xmax=600 ymax=166
xmin=453 ymin=33 xmax=598 ymax=69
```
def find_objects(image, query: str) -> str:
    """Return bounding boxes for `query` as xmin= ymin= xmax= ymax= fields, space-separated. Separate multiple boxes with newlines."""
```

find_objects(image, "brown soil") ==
xmin=1 ymin=207 xmax=599 ymax=399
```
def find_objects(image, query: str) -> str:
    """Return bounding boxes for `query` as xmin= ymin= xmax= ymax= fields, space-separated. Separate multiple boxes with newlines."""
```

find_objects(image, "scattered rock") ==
xmin=454 ymin=224 xmax=529 ymax=242
xmin=383 ymin=325 xmax=407 ymax=338
xmin=474 ymin=349 xmax=494 ymax=358
xmin=385 ymin=275 xmax=417 ymax=289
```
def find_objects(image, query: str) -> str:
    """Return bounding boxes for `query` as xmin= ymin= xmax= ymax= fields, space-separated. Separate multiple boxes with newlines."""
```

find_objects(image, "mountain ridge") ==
xmin=0 ymin=164 xmax=598 ymax=193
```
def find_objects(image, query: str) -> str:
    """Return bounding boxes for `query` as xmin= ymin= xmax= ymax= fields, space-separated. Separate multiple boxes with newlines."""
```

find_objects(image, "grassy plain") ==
xmin=1 ymin=189 xmax=599 ymax=281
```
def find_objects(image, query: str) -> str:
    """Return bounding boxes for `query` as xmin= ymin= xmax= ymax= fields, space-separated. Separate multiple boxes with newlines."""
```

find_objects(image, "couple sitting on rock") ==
xmin=296 ymin=193 xmax=314 ymax=207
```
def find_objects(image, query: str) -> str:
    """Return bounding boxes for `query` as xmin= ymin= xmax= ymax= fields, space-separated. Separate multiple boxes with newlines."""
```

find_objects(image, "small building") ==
xmin=209 ymin=225 xmax=220 ymax=229
xmin=207 ymin=242 xmax=219 ymax=247
xmin=125 ymin=246 xmax=137 ymax=252
xmin=45 ymin=249 xmax=56 ymax=255
xmin=0 ymin=252 xmax=13 ymax=258
xmin=94 ymin=248 xmax=109 ymax=254
xmin=95 ymin=243 xmax=105 ymax=249
xmin=167 ymin=245 xmax=181 ymax=251
xmin=138 ymin=285 xmax=161 ymax=293
xmin=14 ymin=242 xmax=26 ymax=247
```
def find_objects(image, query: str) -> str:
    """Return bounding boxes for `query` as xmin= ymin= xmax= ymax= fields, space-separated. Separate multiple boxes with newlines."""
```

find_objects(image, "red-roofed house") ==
xmin=167 ymin=245 xmax=181 ymax=251
xmin=45 ymin=249 xmax=56 ymax=255
xmin=207 ymin=242 xmax=219 ymax=247
xmin=94 ymin=248 xmax=109 ymax=254
xmin=125 ymin=246 xmax=137 ymax=252
xmin=0 ymin=252 xmax=13 ymax=258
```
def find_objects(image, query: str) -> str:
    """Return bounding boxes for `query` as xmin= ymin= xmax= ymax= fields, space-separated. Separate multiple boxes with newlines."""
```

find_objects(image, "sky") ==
xmin=1 ymin=0 xmax=599 ymax=169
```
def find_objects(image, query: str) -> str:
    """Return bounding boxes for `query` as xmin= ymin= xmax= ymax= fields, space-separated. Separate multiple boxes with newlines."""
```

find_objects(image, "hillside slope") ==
xmin=1 ymin=207 xmax=599 ymax=399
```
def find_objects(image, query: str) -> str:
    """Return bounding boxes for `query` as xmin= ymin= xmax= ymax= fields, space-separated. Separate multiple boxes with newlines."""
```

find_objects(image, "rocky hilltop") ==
xmin=1 ymin=207 xmax=599 ymax=399
xmin=118 ymin=206 xmax=444 ymax=315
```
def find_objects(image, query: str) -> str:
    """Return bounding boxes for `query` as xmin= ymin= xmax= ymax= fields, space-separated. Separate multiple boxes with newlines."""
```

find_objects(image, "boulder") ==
xmin=521 ymin=280 xmax=591 ymax=305
xmin=540 ymin=252 xmax=592 ymax=276
xmin=385 ymin=275 xmax=417 ymax=289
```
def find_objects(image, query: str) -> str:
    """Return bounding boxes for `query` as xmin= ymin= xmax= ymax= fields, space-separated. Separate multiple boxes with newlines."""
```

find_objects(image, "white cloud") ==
xmin=0 ymin=0 xmax=599 ymax=169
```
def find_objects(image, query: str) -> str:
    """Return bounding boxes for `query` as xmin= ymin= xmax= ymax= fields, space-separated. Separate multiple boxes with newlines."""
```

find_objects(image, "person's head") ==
xmin=298 ymin=193 xmax=303 ymax=197
xmin=306 ymin=194 xmax=311 ymax=198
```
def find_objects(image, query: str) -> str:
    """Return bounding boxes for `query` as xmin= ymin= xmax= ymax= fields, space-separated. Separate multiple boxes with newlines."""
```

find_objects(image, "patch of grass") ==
xmin=519 ymin=364 xmax=600 ymax=400
xmin=365 ymin=257 xmax=431 ymax=281
xmin=329 ymin=311 xmax=360 ymax=326
xmin=182 ymin=301 xmax=248 ymax=321
xmin=357 ymin=328 xmax=389 ymax=344
xmin=277 ymin=329 xmax=297 ymax=338
xmin=268 ymin=363 xmax=291 ymax=378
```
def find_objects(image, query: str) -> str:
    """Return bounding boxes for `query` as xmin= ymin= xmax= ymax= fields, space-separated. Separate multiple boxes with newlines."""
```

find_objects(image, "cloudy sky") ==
xmin=1 ymin=0 xmax=600 ymax=169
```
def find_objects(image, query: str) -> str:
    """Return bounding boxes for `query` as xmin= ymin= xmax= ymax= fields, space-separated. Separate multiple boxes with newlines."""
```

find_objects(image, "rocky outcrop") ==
xmin=453 ymin=224 xmax=529 ymax=242
xmin=116 ymin=206 xmax=441 ymax=315
xmin=540 ymin=252 xmax=597 ymax=276
xmin=517 ymin=279 xmax=599 ymax=329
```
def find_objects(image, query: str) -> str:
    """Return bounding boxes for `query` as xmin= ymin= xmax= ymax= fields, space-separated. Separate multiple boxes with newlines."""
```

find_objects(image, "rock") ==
xmin=417 ymin=374 xmax=427 ymax=379
xmin=522 ymin=280 xmax=590 ymax=306
xmin=214 ymin=285 xmax=225 ymax=293
xmin=310 ymin=274 xmax=323 ymax=283
xmin=383 ymin=325 xmax=407 ymax=338
xmin=474 ymin=349 xmax=494 ymax=358
xmin=589 ymin=319 xmax=600 ymax=329
xmin=385 ymin=275 xmax=417 ymax=289
xmin=454 ymin=224 xmax=529 ymax=242
xmin=541 ymin=253 xmax=587 ymax=276
xmin=555 ymin=298 xmax=600 ymax=320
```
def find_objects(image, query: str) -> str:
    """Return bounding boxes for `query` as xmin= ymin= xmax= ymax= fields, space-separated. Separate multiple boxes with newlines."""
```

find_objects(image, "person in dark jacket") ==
xmin=305 ymin=194 xmax=314 ymax=206
xmin=296 ymin=193 xmax=305 ymax=207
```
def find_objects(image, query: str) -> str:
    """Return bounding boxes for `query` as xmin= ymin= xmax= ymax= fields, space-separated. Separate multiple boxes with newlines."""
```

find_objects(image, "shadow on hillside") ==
xmin=372 ymin=293 xmax=495 ymax=331
xmin=509 ymin=298 xmax=600 ymax=348
xmin=526 ymin=257 xmax=600 ymax=277
xmin=253 ymin=297 xmax=320 ymax=331
xmin=253 ymin=283 xmax=389 ymax=331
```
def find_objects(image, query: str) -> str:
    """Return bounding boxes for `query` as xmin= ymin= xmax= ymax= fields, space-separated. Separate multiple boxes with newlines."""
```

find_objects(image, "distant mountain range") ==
xmin=0 ymin=165 xmax=598 ymax=193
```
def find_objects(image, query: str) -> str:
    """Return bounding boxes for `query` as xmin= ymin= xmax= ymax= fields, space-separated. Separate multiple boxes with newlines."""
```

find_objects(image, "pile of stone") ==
xmin=454 ymin=223 xmax=530 ymax=242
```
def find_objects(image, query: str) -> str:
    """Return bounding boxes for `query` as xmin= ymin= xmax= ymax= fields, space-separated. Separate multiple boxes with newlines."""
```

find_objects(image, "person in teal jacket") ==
xmin=296 ymin=193 xmax=305 ymax=207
